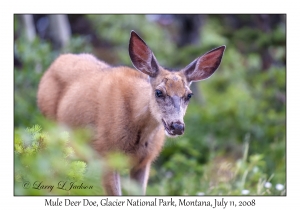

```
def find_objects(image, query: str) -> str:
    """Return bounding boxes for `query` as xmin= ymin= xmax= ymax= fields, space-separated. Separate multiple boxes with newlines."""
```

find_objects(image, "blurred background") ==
xmin=14 ymin=14 xmax=286 ymax=195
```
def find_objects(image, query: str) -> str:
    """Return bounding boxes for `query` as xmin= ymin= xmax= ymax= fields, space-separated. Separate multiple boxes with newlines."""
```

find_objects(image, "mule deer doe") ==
xmin=37 ymin=31 xmax=225 ymax=195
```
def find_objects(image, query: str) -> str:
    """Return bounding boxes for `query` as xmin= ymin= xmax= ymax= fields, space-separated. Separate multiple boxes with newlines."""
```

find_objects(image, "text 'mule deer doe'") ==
xmin=37 ymin=31 xmax=225 ymax=195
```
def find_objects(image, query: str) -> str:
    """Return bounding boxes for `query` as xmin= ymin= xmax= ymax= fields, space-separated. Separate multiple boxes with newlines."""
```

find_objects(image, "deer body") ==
xmin=37 ymin=31 xmax=225 ymax=195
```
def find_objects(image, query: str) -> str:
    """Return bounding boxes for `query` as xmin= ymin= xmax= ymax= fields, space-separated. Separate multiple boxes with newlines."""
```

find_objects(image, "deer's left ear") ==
xmin=129 ymin=31 xmax=160 ymax=78
xmin=182 ymin=46 xmax=226 ymax=83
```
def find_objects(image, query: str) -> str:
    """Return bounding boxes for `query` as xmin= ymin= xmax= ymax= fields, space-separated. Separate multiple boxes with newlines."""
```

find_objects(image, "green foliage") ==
xmin=148 ymin=140 xmax=285 ymax=196
xmin=14 ymin=123 xmax=143 ymax=195
xmin=14 ymin=124 xmax=105 ymax=195
xmin=86 ymin=15 xmax=176 ymax=67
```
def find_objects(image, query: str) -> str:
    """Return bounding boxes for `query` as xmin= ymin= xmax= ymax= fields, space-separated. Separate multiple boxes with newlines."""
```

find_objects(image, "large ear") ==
xmin=182 ymin=46 xmax=226 ymax=83
xmin=129 ymin=31 xmax=160 ymax=78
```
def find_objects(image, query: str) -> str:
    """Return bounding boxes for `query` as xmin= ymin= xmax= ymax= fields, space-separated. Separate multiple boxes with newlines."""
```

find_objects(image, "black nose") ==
xmin=170 ymin=122 xmax=185 ymax=135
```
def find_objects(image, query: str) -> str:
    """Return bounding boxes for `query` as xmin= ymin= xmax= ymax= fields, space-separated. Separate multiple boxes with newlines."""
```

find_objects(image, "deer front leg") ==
xmin=130 ymin=162 xmax=151 ymax=195
xmin=103 ymin=170 xmax=121 ymax=195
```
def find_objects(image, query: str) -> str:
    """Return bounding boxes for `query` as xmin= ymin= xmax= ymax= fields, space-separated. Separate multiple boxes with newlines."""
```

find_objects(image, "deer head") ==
xmin=129 ymin=31 xmax=225 ymax=137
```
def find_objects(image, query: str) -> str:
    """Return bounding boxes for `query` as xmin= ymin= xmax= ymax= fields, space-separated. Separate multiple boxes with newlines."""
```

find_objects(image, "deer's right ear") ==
xmin=182 ymin=46 xmax=226 ymax=83
xmin=129 ymin=31 xmax=160 ymax=78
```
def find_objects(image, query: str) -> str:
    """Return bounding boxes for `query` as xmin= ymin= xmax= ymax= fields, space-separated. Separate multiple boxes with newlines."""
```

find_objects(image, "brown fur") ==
xmin=37 ymin=31 xmax=225 ymax=195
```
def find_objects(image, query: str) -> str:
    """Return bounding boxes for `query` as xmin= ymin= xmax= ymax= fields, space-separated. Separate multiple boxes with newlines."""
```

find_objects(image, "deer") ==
xmin=37 ymin=31 xmax=225 ymax=195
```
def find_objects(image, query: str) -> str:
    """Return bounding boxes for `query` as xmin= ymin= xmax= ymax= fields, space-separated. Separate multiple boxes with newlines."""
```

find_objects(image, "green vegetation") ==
xmin=14 ymin=15 xmax=286 ymax=195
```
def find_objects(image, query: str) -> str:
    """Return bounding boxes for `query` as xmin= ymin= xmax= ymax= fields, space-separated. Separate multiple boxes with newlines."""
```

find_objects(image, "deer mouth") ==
xmin=162 ymin=119 xmax=185 ymax=137
xmin=162 ymin=119 xmax=177 ymax=137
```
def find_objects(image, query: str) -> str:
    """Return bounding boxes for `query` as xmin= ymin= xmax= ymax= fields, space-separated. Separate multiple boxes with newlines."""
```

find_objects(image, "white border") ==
xmin=3 ymin=1 xmax=297 ymax=209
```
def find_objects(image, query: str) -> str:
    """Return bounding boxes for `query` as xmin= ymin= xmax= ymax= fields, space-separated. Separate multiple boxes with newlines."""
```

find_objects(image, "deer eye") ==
xmin=187 ymin=93 xmax=193 ymax=100
xmin=155 ymin=89 xmax=163 ymax=98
